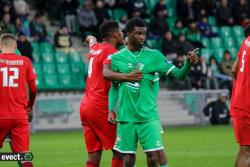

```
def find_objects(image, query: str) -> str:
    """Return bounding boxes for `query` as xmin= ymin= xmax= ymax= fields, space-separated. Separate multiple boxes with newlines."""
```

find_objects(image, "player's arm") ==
xmin=169 ymin=49 xmax=199 ymax=80
xmin=27 ymin=79 xmax=37 ymax=122
xmin=108 ymin=83 xmax=119 ymax=124
xmin=103 ymin=64 xmax=142 ymax=81
xmin=232 ymin=57 xmax=239 ymax=79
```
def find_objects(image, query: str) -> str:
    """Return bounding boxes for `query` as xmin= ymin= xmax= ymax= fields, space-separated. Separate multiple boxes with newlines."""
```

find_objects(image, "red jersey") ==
xmin=81 ymin=43 xmax=117 ymax=110
xmin=0 ymin=53 xmax=36 ymax=119
xmin=232 ymin=36 xmax=250 ymax=112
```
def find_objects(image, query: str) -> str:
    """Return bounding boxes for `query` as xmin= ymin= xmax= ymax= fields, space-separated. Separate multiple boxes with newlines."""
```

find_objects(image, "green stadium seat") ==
xmin=236 ymin=36 xmax=245 ymax=48
xmin=146 ymin=0 xmax=157 ymax=12
xmin=34 ymin=63 xmax=42 ymax=75
xmin=146 ymin=39 xmax=161 ymax=50
xmin=220 ymin=26 xmax=232 ymax=38
xmin=233 ymin=26 xmax=244 ymax=38
xmin=208 ymin=16 xmax=217 ymax=26
xmin=223 ymin=37 xmax=235 ymax=48
xmin=36 ymin=99 xmax=74 ymax=115
xmin=112 ymin=9 xmax=127 ymax=21
xmin=71 ymin=63 xmax=85 ymax=75
xmin=55 ymin=51 xmax=68 ymax=63
xmin=43 ymin=64 xmax=56 ymax=74
xmin=202 ymin=38 xmax=210 ymax=48
xmin=36 ymin=74 xmax=45 ymax=91
xmin=201 ymin=48 xmax=212 ymax=62
xmin=42 ymin=53 xmax=54 ymax=64
xmin=228 ymin=48 xmax=238 ymax=60
xmin=58 ymin=74 xmax=72 ymax=89
xmin=71 ymin=74 xmax=85 ymax=90
xmin=69 ymin=51 xmax=83 ymax=63
xmin=211 ymin=26 xmax=219 ymax=33
xmin=186 ymin=33 xmax=201 ymax=42
xmin=33 ymin=52 xmax=41 ymax=63
xmin=210 ymin=37 xmax=223 ymax=48
xmin=214 ymin=48 xmax=224 ymax=62
xmin=168 ymin=8 xmax=176 ymax=17
xmin=57 ymin=63 xmax=70 ymax=74
xmin=40 ymin=42 xmax=54 ymax=53
xmin=167 ymin=18 xmax=176 ymax=28
xmin=43 ymin=74 xmax=59 ymax=90
xmin=32 ymin=42 xmax=40 ymax=53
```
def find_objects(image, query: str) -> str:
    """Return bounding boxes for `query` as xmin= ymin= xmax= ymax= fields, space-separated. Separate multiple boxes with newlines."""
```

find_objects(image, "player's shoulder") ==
xmin=144 ymin=46 xmax=161 ymax=54
xmin=111 ymin=47 xmax=126 ymax=58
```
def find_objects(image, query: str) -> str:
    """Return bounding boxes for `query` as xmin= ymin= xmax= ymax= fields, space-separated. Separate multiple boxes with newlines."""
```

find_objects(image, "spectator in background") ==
xmin=114 ymin=0 xmax=129 ymax=10
xmin=128 ymin=0 xmax=148 ymax=18
xmin=95 ymin=0 xmax=110 ymax=26
xmin=162 ymin=31 xmax=178 ymax=60
xmin=153 ymin=0 xmax=168 ymax=18
xmin=17 ymin=32 xmax=33 ymax=62
xmin=197 ymin=16 xmax=218 ymax=38
xmin=185 ymin=20 xmax=202 ymax=48
xmin=13 ymin=0 xmax=29 ymax=22
xmin=203 ymin=93 xmax=230 ymax=125
xmin=78 ymin=0 xmax=98 ymax=39
xmin=149 ymin=9 xmax=169 ymax=39
xmin=193 ymin=0 xmax=208 ymax=20
xmin=171 ymin=19 xmax=187 ymax=37
xmin=30 ymin=13 xmax=48 ymax=42
xmin=179 ymin=0 xmax=195 ymax=25
xmin=189 ymin=56 xmax=207 ymax=89
xmin=0 ymin=2 xmax=16 ymax=22
xmin=54 ymin=24 xmax=73 ymax=53
xmin=233 ymin=0 xmax=250 ymax=26
xmin=176 ymin=33 xmax=194 ymax=55
xmin=60 ymin=0 xmax=79 ymax=33
xmin=220 ymin=50 xmax=234 ymax=77
xmin=217 ymin=0 xmax=234 ymax=26
xmin=14 ymin=17 xmax=30 ymax=36
xmin=1 ymin=13 xmax=15 ymax=34
xmin=104 ymin=0 xmax=116 ymax=9
xmin=206 ymin=56 xmax=220 ymax=89
xmin=118 ymin=14 xmax=128 ymax=33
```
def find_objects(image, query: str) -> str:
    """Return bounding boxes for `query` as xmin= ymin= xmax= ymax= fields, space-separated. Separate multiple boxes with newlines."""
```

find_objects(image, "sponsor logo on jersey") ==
xmin=89 ymin=49 xmax=102 ymax=56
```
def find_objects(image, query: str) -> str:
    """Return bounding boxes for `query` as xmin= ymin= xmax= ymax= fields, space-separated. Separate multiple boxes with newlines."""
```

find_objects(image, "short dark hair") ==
xmin=99 ymin=20 xmax=119 ymax=39
xmin=125 ymin=18 xmax=146 ymax=33
xmin=244 ymin=24 xmax=250 ymax=37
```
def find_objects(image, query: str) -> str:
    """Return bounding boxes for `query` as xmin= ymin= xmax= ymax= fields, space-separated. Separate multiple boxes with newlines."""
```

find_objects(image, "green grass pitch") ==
xmin=0 ymin=125 xmax=238 ymax=167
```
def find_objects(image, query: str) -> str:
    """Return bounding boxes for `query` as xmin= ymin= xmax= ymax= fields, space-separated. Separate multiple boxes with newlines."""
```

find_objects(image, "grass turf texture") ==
xmin=0 ymin=125 xmax=238 ymax=167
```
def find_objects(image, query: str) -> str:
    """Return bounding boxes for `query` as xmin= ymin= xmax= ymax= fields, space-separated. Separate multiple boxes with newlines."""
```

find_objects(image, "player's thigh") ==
xmin=10 ymin=119 xmax=30 ymax=152
xmin=0 ymin=120 xmax=12 ymax=148
xmin=113 ymin=122 xmax=137 ymax=154
xmin=237 ymin=109 xmax=250 ymax=146
xmin=137 ymin=119 xmax=164 ymax=152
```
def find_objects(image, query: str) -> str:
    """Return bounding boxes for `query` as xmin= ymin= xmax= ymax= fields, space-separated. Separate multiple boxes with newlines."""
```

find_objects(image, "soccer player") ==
xmin=0 ymin=34 xmax=37 ymax=167
xmin=108 ymin=18 xmax=198 ymax=167
xmin=231 ymin=25 xmax=250 ymax=167
xmin=80 ymin=21 xmax=142 ymax=167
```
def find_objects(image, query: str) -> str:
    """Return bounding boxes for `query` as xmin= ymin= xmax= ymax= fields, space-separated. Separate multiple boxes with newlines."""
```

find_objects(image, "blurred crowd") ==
xmin=1 ymin=0 xmax=248 ymax=91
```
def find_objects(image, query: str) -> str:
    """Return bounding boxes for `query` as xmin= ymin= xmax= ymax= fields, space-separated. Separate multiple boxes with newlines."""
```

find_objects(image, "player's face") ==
xmin=114 ymin=28 xmax=124 ymax=45
xmin=128 ymin=26 xmax=147 ymax=49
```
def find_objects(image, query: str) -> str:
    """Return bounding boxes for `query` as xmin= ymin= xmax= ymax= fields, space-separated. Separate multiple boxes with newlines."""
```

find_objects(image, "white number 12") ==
xmin=240 ymin=50 xmax=246 ymax=72
xmin=0 ymin=67 xmax=19 ymax=87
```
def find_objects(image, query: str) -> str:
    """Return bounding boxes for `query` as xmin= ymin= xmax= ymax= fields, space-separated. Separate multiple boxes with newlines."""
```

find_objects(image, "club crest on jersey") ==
xmin=128 ymin=63 xmax=133 ymax=68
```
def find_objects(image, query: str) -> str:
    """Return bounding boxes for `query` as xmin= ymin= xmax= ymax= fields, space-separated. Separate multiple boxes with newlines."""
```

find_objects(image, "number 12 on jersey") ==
xmin=0 ymin=67 xmax=19 ymax=87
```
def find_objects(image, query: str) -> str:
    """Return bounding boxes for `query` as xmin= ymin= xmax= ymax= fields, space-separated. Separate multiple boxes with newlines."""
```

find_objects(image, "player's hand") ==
xmin=27 ymin=107 xmax=33 ymax=122
xmin=125 ymin=65 xmax=142 ymax=81
xmin=108 ymin=111 xmax=116 ymax=124
xmin=85 ymin=35 xmax=97 ymax=47
xmin=187 ymin=48 xmax=199 ymax=65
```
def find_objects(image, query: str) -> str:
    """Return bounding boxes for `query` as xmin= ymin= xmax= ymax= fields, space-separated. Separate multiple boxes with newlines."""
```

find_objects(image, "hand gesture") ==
xmin=108 ymin=111 xmax=116 ymax=124
xmin=187 ymin=48 xmax=199 ymax=65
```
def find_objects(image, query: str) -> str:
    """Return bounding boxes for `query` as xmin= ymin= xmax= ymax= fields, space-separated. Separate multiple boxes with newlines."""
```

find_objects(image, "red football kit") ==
xmin=0 ymin=53 xmax=36 ymax=152
xmin=232 ymin=36 xmax=250 ymax=145
xmin=80 ymin=43 xmax=117 ymax=152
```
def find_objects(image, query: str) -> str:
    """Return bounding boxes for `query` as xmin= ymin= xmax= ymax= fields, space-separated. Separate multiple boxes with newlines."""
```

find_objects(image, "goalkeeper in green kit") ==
xmin=108 ymin=18 xmax=198 ymax=167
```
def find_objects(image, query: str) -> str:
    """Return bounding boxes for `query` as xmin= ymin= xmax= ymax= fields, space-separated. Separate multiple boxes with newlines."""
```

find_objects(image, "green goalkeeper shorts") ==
xmin=113 ymin=119 xmax=164 ymax=153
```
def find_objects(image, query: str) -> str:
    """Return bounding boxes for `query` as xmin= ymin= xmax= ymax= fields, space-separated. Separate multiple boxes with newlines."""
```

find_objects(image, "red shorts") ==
xmin=233 ymin=107 xmax=250 ymax=146
xmin=80 ymin=103 xmax=116 ymax=153
xmin=0 ymin=119 xmax=30 ymax=152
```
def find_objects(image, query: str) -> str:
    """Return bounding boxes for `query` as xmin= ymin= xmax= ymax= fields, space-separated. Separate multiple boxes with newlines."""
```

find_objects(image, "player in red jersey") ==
xmin=80 ymin=21 xmax=142 ymax=167
xmin=0 ymin=34 xmax=37 ymax=167
xmin=231 ymin=25 xmax=250 ymax=167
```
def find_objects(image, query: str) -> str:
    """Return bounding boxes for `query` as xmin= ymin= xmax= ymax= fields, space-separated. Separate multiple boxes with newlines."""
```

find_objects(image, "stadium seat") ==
xmin=40 ymin=42 xmax=54 ymax=53
xmin=208 ymin=16 xmax=217 ymax=26
xmin=36 ymin=74 xmax=45 ymax=91
xmin=58 ymin=74 xmax=72 ymax=90
xmin=71 ymin=63 xmax=85 ymax=75
xmin=34 ymin=63 xmax=42 ymax=75
xmin=167 ymin=18 xmax=176 ymax=28
xmin=146 ymin=0 xmax=158 ymax=12
xmin=57 ymin=63 xmax=70 ymax=74
xmin=168 ymin=8 xmax=176 ymax=17
xmin=42 ymin=53 xmax=54 ymax=64
xmin=223 ymin=37 xmax=235 ymax=48
xmin=186 ymin=34 xmax=201 ymax=42
xmin=233 ymin=26 xmax=244 ymax=37
xmin=43 ymin=64 xmax=56 ymax=74
xmin=236 ymin=36 xmax=245 ymax=48
xmin=146 ymin=39 xmax=161 ymax=50
xmin=32 ymin=42 xmax=40 ymax=53
xmin=33 ymin=52 xmax=41 ymax=63
xmin=201 ymin=48 xmax=212 ymax=62
xmin=71 ymin=74 xmax=85 ymax=90
xmin=214 ymin=48 xmax=224 ymax=62
xmin=210 ymin=37 xmax=223 ymax=48
xmin=112 ymin=9 xmax=127 ymax=21
xmin=211 ymin=26 xmax=219 ymax=34
xmin=220 ymin=26 xmax=232 ymax=38
xmin=43 ymin=74 xmax=59 ymax=90
xmin=228 ymin=48 xmax=238 ymax=60
xmin=69 ymin=51 xmax=83 ymax=63
xmin=202 ymin=38 xmax=210 ymax=48
xmin=55 ymin=51 xmax=68 ymax=63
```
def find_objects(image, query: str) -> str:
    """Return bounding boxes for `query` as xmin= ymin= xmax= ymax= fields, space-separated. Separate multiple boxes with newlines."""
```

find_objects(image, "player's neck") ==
xmin=1 ymin=48 xmax=15 ymax=54
xmin=102 ymin=39 xmax=117 ymax=48
xmin=127 ymin=43 xmax=142 ymax=52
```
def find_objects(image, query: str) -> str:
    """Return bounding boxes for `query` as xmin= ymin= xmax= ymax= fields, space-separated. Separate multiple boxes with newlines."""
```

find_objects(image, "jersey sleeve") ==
xmin=103 ymin=47 xmax=117 ymax=65
xmin=26 ymin=59 xmax=36 ymax=81
xmin=151 ymin=50 xmax=176 ymax=74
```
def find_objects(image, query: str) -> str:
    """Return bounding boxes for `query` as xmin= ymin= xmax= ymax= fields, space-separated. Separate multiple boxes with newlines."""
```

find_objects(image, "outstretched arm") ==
xmin=108 ymin=83 xmax=119 ymax=124
xmin=231 ymin=57 xmax=239 ymax=79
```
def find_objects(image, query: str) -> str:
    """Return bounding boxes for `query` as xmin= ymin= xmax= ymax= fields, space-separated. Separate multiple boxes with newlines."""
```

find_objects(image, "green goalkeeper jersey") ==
xmin=110 ymin=46 xmax=190 ymax=122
